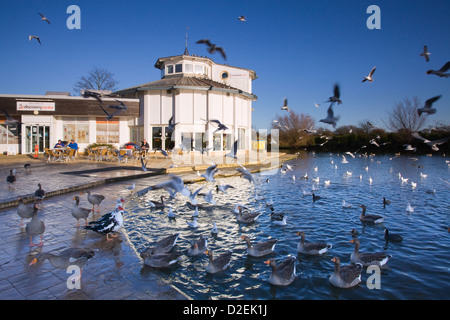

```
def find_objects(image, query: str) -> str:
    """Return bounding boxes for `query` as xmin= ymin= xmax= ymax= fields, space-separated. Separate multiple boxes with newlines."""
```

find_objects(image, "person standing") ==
xmin=140 ymin=139 xmax=150 ymax=159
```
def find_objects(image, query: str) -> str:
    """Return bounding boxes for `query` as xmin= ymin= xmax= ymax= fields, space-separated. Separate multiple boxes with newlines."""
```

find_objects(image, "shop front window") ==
xmin=0 ymin=124 xmax=19 ymax=144
xmin=96 ymin=118 xmax=119 ymax=144
xmin=63 ymin=117 xmax=89 ymax=143
xmin=213 ymin=133 xmax=222 ymax=151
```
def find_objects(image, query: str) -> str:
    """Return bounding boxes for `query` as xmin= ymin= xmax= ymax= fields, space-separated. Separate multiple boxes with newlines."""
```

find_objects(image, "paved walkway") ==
xmin=0 ymin=152 xmax=291 ymax=300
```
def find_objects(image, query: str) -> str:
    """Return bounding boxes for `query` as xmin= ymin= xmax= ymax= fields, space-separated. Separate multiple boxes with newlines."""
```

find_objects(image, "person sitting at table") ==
xmin=141 ymin=139 xmax=149 ymax=151
xmin=54 ymin=139 xmax=65 ymax=148
xmin=68 ymin=139 xmax=79 ymax=157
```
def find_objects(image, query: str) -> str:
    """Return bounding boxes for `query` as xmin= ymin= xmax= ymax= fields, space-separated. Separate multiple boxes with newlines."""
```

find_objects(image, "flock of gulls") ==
xmin=5 ymin=146 xmax=448 ymax=293
xmin=276 ymin=44 xmax=449 ymax=142
xmin=5 ymin=10 xmax=447 ymax=296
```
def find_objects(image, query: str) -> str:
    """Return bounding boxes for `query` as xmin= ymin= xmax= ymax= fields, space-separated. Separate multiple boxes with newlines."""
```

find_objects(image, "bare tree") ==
xmin=384 ymin=97 xmax=427 ymax=141
xmin=358 ymin=120 xmax=376 ymax=134
xmin=73 ymin=67 xmax=119 ymax=95
xmin=272 ymin=111 xmax=315 ymax=148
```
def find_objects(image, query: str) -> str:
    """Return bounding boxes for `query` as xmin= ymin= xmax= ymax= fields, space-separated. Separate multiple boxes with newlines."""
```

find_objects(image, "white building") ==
xmin=0 ymin=49 xmax=257 ymax=157
xmin=117 ymin=48 xmax=258 ymax=156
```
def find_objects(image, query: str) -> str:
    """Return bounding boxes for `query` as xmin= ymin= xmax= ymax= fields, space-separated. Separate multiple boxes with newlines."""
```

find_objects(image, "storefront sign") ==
xmin=16 ymin=101 xmax=55 ymax=111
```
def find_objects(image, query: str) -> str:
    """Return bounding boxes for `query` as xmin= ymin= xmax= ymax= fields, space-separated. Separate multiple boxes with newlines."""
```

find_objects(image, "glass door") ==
xmin=25 ymin=125 xmax=50 ymax=153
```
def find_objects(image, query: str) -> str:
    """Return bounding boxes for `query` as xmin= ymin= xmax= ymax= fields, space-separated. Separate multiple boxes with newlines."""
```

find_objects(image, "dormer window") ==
xmin=194 ymin=65 xmax=204 ymax=74
xmin=164 ymin=62 xmax=206 ymax=77
xmin=185 ymin=64 xmax=193 ymax=73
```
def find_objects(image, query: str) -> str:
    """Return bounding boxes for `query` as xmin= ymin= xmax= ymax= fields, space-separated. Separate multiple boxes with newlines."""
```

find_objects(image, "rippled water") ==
xmin=124 ymin=152 xmax=450 ymax=300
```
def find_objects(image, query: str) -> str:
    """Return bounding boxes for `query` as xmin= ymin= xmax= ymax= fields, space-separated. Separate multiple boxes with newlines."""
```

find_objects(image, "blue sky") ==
xmin=0 ymin=0 xmax=449 ymax=131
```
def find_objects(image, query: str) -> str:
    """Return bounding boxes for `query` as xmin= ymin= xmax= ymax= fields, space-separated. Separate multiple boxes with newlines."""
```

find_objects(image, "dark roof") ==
xmin=0 ymin=95 xmax=139 ymax=117
xmin=116 ymin=76 xmax=257 ymax=100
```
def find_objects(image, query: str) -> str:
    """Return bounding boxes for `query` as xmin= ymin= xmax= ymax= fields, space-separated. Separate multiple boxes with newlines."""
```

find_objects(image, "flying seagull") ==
xmin=327 ymin=84 xmax=342 ymax=104
xmin=167 ymin=116 xmax=179 ymax=131
xmin=137 ymin=174 xmax=191 ymax=198
xmin=236 ymin=166 xmax=255 ymax=183
xmin=203 ymin=119 xmax=229 ymax=133
xmin=319 ymin=103 xmax=339 ymax=128
xmin=2 ymin=109 xmax=22 ymax=127
xmin=194 ymin=146 xmax=212 ymax=154
xmin=238 ymin=16 xmax=246 ymax=22
xmin=29 ymin=35 xmax=41 ymax=45
xmin=140 ymin=156 xmax=148 ymax=171
xmin=426 ymin=61 xmax=450 ymax=78
xmin=225 ymin=140 xmax=239 ymax=160
xmin=201 ymin=164 xmax=219 ymax=182
xmin=82 ymin=90 xmax=103 ymax=104
xmin=362 ymin=66 xmax=376 ymax=83
xmin=420 ymin=45 xmax=430 ymax=62
xmin=98 ymin=104 xmax=114 ymax=120
xmin=281 ymin=98 xmax=289 ymax=111
xmin=108 ymin=99 xmax=128 ymax=111
xmin=411 ymin=132 xmax=450 ymax=151
xmin=196 ymin=39 xmax=226 ymax=60
xmin=417 ymin=95 xmax=441 ymax=116
xmin=39 ymin=12 xmax=51 ymax=24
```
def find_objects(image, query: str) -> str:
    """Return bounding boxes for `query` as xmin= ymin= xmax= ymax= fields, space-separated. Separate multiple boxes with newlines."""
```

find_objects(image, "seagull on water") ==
xmin=189 ymin=186 xmax=204 ymax=205
xmin=403 ymin=144 xmax=416 ymax=152
xmin=203 ymin=189 xmax=216 ymax=205
xmin=406 ymin=203 xmax=414 ymax=213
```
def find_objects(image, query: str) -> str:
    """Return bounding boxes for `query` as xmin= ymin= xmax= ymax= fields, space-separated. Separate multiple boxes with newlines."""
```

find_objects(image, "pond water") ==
xmin=124 ymin=152 xmax=450 ymax=300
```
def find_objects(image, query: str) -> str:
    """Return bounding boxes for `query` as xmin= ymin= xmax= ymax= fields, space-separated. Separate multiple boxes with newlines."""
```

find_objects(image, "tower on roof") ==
xmin=184 ymin=26 xmax=190 ymax=56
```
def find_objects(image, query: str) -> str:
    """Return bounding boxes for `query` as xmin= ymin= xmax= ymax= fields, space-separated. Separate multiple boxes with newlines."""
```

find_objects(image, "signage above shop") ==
xmin=16 ymin=101 xmax=55 ymax=111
